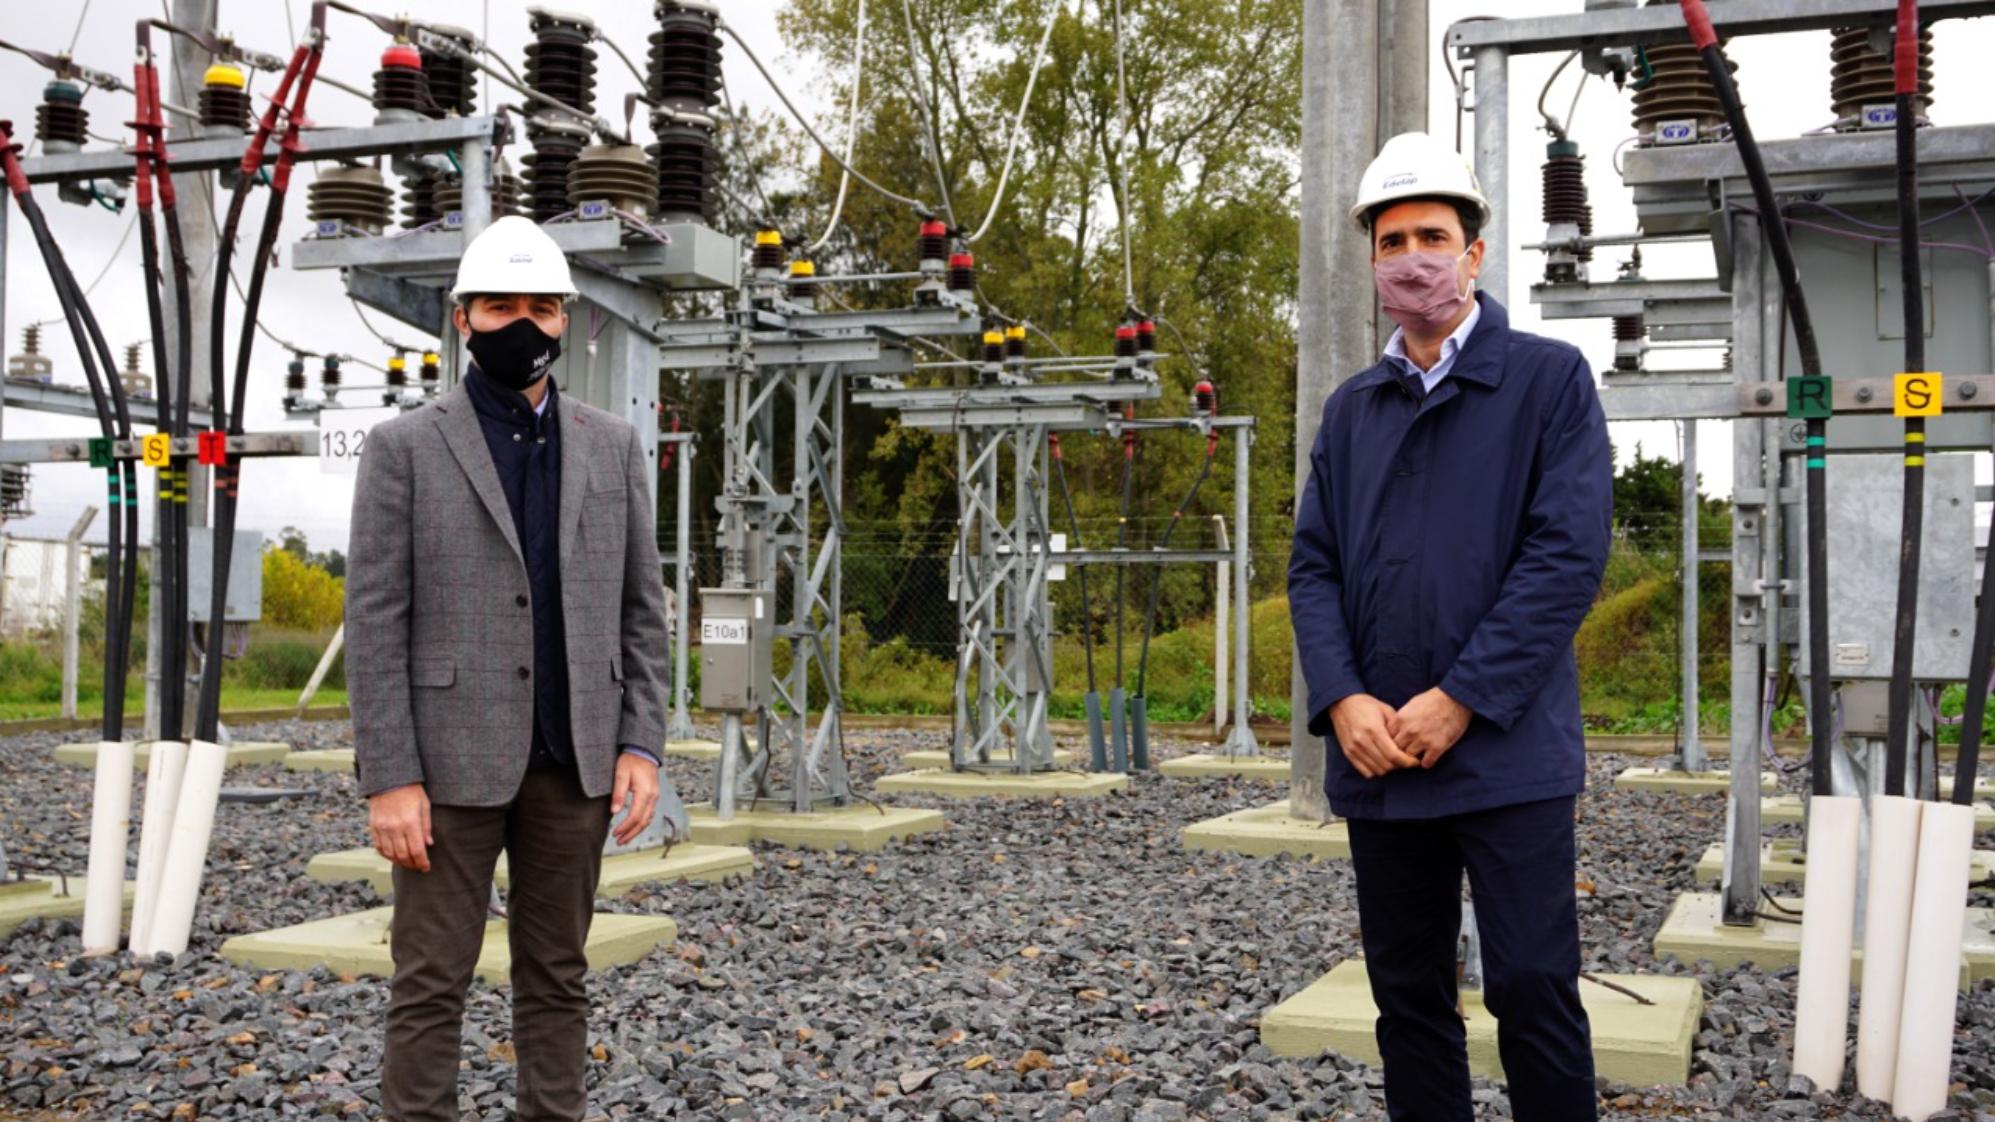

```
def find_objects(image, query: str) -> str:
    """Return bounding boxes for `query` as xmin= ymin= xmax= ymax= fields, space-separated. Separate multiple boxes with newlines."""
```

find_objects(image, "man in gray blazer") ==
xmin=345 ymin=215 xmax=672 ymax=1122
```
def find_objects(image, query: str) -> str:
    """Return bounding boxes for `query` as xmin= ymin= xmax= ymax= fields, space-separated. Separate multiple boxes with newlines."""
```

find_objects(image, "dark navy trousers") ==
xmin=1346 ymin=795 xmax=1597 ymax=1122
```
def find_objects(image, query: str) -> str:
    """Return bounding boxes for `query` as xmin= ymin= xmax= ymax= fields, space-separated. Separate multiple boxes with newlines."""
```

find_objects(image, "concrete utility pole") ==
xmin=144 ymin=0 xmax=222 ymax=740
xmin=1291 ymin=0 xmax=1426 ymax=821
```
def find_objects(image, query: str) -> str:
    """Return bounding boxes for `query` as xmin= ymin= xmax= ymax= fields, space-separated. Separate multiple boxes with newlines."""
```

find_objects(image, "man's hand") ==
xmin=610 ymin=753 xmax=660 ymax=847
xmin=369 ymin=783 xmax=433 ymax=873
xmin=1330 ymin=694 xmax=1418 ymax=778
xmin=1394 ymin=687 xmax=1473 ymax=769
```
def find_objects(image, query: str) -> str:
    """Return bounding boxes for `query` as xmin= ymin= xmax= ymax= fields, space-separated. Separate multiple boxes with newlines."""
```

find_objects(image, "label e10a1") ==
xmin=702 ymin=618 xmax=749 ymax=646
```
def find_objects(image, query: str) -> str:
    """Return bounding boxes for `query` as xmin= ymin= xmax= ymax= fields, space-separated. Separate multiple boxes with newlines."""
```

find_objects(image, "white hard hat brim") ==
xmin=1349 ymin=192 xmax=1493 ymax=232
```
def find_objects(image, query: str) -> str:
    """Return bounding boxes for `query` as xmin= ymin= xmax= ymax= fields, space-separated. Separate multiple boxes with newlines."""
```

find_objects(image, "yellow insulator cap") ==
xmin=388 ymin=355 xmax=407 ymax=371
xmin=789 ymin=260 xmax=817 ymax=277
xmin=754 ymin=228 xmax=783 ymax=246
xmin=1005 ymin=326 xmax=1026 ymax=340
xmin=203 ymin=63 xmax=247 ymax=90
xmin=983 ymin=331 xmax=1005 ymax=346
xmin=422 ymin=352 xmax=440 ymax=365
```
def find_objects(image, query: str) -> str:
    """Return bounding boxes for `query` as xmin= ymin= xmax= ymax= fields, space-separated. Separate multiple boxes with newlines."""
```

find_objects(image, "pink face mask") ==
xmin=1374 ymin=248 xmax=1473 ymax=335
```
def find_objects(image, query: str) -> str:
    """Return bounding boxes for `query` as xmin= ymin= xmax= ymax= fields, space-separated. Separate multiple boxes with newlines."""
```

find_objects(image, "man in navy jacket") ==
xmin=1289 ymin=132 xmax=1613 ymax=1121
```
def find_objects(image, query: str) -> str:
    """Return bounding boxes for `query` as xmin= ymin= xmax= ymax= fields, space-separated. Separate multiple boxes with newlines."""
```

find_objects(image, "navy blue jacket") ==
xmin=1289 ymin=295 xmax=1612 ymax=819
xmin=463 ymin=366 xmax=574 ymax=770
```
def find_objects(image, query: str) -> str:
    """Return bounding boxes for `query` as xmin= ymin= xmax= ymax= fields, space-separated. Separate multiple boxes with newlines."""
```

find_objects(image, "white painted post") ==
xmin=63 ymin=507 xmax=100 ymax=721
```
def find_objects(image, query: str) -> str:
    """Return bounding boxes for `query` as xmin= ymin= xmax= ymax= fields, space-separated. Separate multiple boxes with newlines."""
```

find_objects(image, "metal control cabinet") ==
xmin=186 ymin=529 xmax=266 ymax=623
xmin=697 ymin=587 xmax=772 ymax=712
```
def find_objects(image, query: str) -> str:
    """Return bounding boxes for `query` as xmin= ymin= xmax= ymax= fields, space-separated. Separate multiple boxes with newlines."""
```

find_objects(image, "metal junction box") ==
xmin=186 ymin=529 xmax=266 ymax=623
xmin=1811 ymin=453 xmax=1974 ymax=682
xmin=697 ymin=587 xmax=772 ymax=711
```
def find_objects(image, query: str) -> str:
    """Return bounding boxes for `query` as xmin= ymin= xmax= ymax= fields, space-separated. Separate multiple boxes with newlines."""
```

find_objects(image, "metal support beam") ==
xmin=19 ymin=117 xmax=502 ymax=185
xmin=343 ymin=270 xmax=450 ymax=337
xmin=1680 ymin=421 xmax=1705 ymax=771
xmin=3 ymin=379 xmax=216 ymax=429
xmin=1447 ymin=0 xmax=1995 ymax=55
xmin=665 ymin=432 xmax=698 ymax=742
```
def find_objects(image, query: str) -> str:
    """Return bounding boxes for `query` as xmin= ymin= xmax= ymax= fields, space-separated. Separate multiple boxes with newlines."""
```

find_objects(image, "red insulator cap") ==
xmin=1115 ymin=325 xmax=1138 ymax=339
xmin=381 ymin=44 xmax=423 ymax=70
xmin=920 ymin=219 xmax=948 ymax=237
xmin=949 ymin=252 xmax=975 ymax=268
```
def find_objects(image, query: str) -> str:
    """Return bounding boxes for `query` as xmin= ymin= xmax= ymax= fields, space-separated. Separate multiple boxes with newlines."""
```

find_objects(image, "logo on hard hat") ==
xmin=1381 ymin=173 xmax=1419 ymax=190
xmin=508 ymin=252 xmax=533 ymax=264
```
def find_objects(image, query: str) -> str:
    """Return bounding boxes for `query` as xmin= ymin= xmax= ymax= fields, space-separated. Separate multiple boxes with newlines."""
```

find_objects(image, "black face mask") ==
xmin=466 ymin=316 xmax=561 ymax=392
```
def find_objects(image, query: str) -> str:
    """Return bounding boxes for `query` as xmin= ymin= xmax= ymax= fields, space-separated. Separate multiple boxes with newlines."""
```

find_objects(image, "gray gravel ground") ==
xmin=1 ymin=719 xmax=1993 ymax=1120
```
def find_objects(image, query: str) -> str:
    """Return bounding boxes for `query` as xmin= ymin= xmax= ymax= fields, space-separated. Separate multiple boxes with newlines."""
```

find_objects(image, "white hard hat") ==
xmin=1349 ymin=131 xmax=1493 ymax=233
xmin=451 ymin=214 xmax=578 ymax=300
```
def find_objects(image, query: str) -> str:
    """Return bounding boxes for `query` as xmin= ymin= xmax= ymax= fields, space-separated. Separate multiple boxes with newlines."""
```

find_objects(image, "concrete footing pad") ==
xmin=902 ymin=748 xmax=1074 ymax=771
xmin=1181 ymin=801 xmax=1351 ymax=860
xmin=0 ymin=876 xmax=132 ymax=938
xmin=685 ymin=803 xmax=946 ymax=852
xmin=1693 ymin=839 xmax=1995 ymax=888
xmin=1158 ymin=754 xmax=1291 ymax=781
xmin=1653 ymin=891 xmax=1995 ymax=987
xmin=1760 ymin=793 xmax=1995 ymax=829
xmin=218 ymin=907 xmax=675 ymax=984
xmin=55 ymin=740 xmax=290 ymax=769
xmin=1261 ymin=959 xmax=1700 ymax=1086
xmin=1613 ymin=767 xmax=1776 ymax=795
xmin=874 ymin=768 xmax=1128 ymax=800
xmin=306 ymin=843 xmax=757 ymax=896
xmin=283 ymin=748 xmax=356 ymax=773
xmin=1938 ymin=775 xmax=1995 ymax=802
xmin=664 ymin=739 xmax=722 ymax=760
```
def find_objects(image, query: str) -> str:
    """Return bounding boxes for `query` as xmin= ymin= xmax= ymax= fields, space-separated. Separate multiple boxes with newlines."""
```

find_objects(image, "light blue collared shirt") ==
xmin=1382 ymin=298 xmax=1482 ymax=394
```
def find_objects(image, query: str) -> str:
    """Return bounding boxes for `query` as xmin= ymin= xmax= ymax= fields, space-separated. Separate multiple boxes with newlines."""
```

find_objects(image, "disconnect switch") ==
xmin=698 ymin=588 xmax=771 ymax=712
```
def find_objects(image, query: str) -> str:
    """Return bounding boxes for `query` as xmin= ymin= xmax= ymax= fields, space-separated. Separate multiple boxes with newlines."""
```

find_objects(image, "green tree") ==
xmin=687 ymin=0 xmax=1304 ymax=655
xmin=261 ymin=546 xmax=344 ymax=631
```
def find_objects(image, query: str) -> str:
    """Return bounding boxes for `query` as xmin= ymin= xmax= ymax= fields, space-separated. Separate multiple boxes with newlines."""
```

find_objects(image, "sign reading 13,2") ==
xmin=318 ymin=406 xmax=398 ymax=477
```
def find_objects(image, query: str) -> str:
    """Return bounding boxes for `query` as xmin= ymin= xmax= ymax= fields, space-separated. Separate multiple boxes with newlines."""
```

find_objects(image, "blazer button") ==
xmin=515 ymin=593 xmax=529 ymax=607
xmin=517 ymin=666 xmax=531 ymax=680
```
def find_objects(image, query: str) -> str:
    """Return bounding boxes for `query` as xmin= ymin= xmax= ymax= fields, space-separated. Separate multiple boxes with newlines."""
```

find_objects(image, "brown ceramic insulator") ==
xmin=198 ymin=85 xmax=250 ymax=132
xmin=1830 ymin=26 xmax=1933 ymax=123
xmin=1631 ymin=42 xmax=1732 ymax=143
xmin=306 ymin=165 xmax=396 ymax=234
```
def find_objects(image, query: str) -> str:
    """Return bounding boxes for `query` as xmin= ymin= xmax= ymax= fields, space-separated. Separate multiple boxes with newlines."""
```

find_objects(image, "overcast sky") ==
xmin=2 ymin=1 xmax=1991 ymax=551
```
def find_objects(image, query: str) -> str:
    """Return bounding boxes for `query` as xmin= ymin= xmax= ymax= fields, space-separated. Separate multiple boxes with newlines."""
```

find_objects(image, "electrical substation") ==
xmin=0 ymin=0 xmax=1993 ymax=1118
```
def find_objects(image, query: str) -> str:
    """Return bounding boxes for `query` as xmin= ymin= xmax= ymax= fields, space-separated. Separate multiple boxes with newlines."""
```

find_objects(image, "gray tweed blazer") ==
xmin=344 ymin=381 xmax=670 ymax=805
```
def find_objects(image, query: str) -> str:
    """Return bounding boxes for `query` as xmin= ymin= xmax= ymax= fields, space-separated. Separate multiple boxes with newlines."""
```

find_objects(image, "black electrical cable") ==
xmin=59 ymin=238 xmax=143 ymax=739
xmin=136 ymin=25 xmax=193 ymax=740
xmin=0 ymin=125 xmax=127 ymax=742
xmin=157 ymin=65 xmax=196 ymax=743
xmin=195 ymin=9 xmax=324 ymax=740
xmin=1883 ymin=0 xmax=1926 ymax=799
xmin=1134 ymin=437 xmax=1218 ymax=698
xmin=1679 ymin=1 xmax=1834 ymax=799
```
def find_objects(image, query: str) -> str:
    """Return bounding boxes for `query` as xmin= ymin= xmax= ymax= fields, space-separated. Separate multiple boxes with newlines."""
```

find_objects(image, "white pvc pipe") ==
xmin=1856 ymin=793 xmax=1923 ymax=1098
xmin=81 ymin=741 xmax=135 ymax=956
xmin=1891 ymin=800 xmax=1977 ymax=1120
xmin=1791 ymin=794 xmax=1862 ymax=1091
xmin=128 ymin=740 xmax=189 ymax=955
xmin=141 ymin=739 xmax=227 ymax=958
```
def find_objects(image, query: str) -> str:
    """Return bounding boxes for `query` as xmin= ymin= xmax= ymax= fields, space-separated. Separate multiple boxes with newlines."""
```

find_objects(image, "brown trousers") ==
xmin=381 ymin=767 xmax=610 ymax=1122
